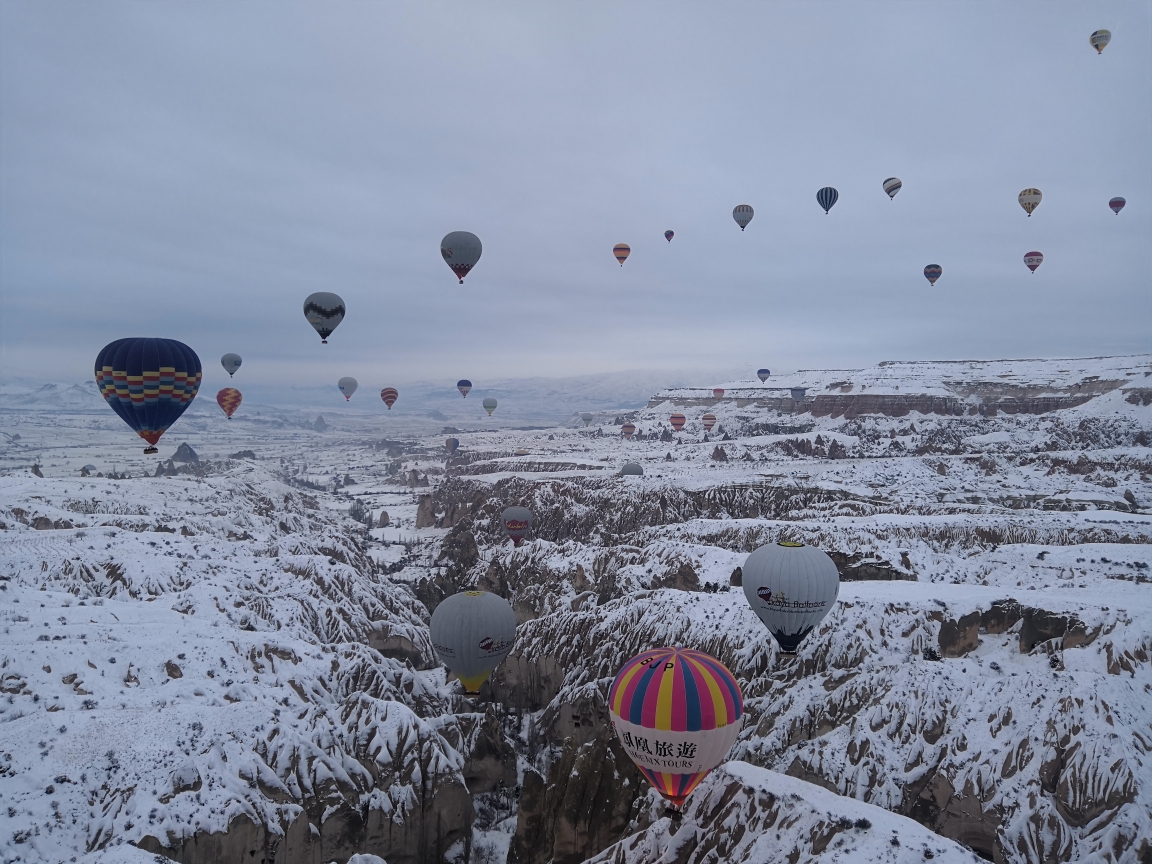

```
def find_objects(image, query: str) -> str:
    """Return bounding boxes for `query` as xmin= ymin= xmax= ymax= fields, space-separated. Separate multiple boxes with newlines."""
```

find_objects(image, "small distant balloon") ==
xmin=445 ymin=437 xmax=459 ymax=455
xmin=1024 ymin=251 xmax=1044 ymax=273
xmin=501 ymin=506 xmax=533 ymax=547
xmin=581 ymin=412 xmax=594 ymax=427
xmin=702 ymin=413 xmax=717 ymax=432
xmin=621 ymin=462 xmax=644 ymax=476
xmin=665 ymin=230 xmax=674 ymax=242
xmin=1109 ymin=197 xmax=1126 ymax=215
xmin=670 ymin=413 xmax=686 ymax=432
xmin=712 ymin=388 xmax=725 ymax=400
xmin=441 ymin=231 xmax=482 ymax=283
xmin=216 ymin=387 xmax=242 ymax=419
xmin=816 ymin=187 xmax=839 ymax=214
xmin=790 ymin=387 xmax=807 ymax=402
xmin=924 ymin=264 xmax=943 ymax=286
xmin=482 ymin=397 xmax=497 ymax=416
xmin=303 ymin=292 xmax=345 ymax=343
xmin=757 ymin=369 xmax=771 ymax=383
xmin=882 ymin=177 xmax=902 ymax=200
xmin=457 ymin=379 xmax=472 ymax=398
xmin=380 ymin=388 xmax=398 ymax=409
xmin=732 ymin=205 xmax=754 ymax=230
xmin=613 ymin=244 xmax=631 ymax=266
xmin=338 ymin=377 xmax=358 ymax=400
xmin=621 ymin=422 xmax=636 ymax=439
xmin=1090 ymin=29 xmax=1111 ymax=54
xmin=221 ymin=353 xmax=242 ymax=377
xmin=1018 ymin=188 xmax=1042 ymax=216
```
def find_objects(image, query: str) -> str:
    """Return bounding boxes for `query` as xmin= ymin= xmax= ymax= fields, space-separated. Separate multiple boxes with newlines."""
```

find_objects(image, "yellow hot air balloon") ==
xmin=1018 ymin=189 xmax=1042 ymax=217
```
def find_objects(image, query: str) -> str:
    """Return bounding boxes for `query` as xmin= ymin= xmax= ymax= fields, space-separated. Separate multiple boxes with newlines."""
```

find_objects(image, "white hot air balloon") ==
xmin=741 ymin=541 xmax=840 ymax=654
xmin=303 ymin=292 xmax=346 ymax=343
xmin=220 ymin=353 xmax=242 ymax=377
xmin=882 ymin=177 xmax=902 ymax=199
xmin=482 ymin=397 xmax=498 ymax=416
xmin=501 ymin=506 xmax=533 ymax=546
xmin=621 ymin=462 xmax=644 ymax=476
xmin=430 ymin=590 xmax=517 ymax=693
xmin=338 ymin=377 xmax=358 ymax=400
xmin=441 ymin=231 xmax=483 ymax=283
xmin=581 ymin=412 xmax=594 ymax=427
xmin=732 ymin=205 xmax=754 ymax=231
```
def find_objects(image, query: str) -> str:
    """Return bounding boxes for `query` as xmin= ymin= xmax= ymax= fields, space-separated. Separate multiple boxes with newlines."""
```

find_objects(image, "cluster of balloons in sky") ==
xmin=430 ymin=516 xmax=841 ymax=814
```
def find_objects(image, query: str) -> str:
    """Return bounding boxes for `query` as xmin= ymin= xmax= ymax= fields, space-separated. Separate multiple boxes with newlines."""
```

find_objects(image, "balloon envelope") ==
xmin=430 ymin=591 xmax=516 ymax=693
xmin=338 ymin=377 xmax=358 ymax=400
xmin=882 ymin=177 xmax=902 ymax=199
xmin=1109 ymin=197 xmax=1126 ymax=215
xmin=757 ymin=369 xmax=771 ymax=383
xmin=221 ymin=353 xmax=242 ymax=377
xmin=669 ymin=413 xmax=686 ymax=432
xmin=216 ymin=387 xmax=242 ymax=419
xmin=712 ymin=388 xmax=724 ymax=400
xmin=457 ymin=380 xmax=473 ymax=398
xmin=445 ymin=437 xmax=460 ymax=455
xmin=621 ymin=462 xmax=643 ymax=476
xmin=1090 ymin=29 xmax=1111 ymax=53
xmin=664 ymin=230 xmax=674 ymax=242
xmin=482 ymin=397 xmax=498 ymax=416
xmin=441 ymin=231 xmax=482 ymax=283
xmin=609 ymin=647 xmax=743 ymax=807
xmin=1024 ymin=251 xmax=1044 ymax=273
xmin=581 ymin=412 xmax=594 ymax=427
xmin=613 ymin=244 xmax=631 ymax=265
xmin=303 ymin=292 xmax=345 ymax=343
xmin=621 ymin=423 xmax=636 ymax=438
xmin=95 ymin=338 xmax=202 ymax=451
xmin=924 ymin=264 xmax=943 ymax=285
xmin=501 ymin=506 xmax=532 ymax=547
xmin=742 ymin=541 xmax=840 ymax=653
xmin=732 ymin=205 xmax=754 ymax=230
xmin=380 ymin=388 xmax=398 ymax=409
xmin=702 ymin=413 xmax=717 ymax=432
xmin=816 ymin=186 xmax=839 ymax=213
xmin=1018 ymin=188 xmax=1042 ymax=216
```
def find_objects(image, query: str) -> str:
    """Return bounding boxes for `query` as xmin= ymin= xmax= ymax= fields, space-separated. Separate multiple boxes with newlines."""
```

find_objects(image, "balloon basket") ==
xmin=144 ymin=447 xmax=158 ymax=455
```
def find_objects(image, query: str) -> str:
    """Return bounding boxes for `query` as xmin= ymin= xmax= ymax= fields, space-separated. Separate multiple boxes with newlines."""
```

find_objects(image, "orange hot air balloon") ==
xmin=621 ymin=423 xmax=636 ymax=439
xmin=613 ymin=244 xmax=631 ymax=266
xmin=702 ymin=413 xmax=717 ymax=432
xmin=216 ymin=387 xmax=242 ymax=419
xmin=712 ymin=388 xmax=724 ymax=400
xmin=380 ymin=388 xmax=398 ymax=409
xmin=670 ymin=413 xmax=686 ymax=432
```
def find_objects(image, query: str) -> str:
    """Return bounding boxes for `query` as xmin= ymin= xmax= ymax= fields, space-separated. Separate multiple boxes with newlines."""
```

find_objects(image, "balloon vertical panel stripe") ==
xmin=609 ymin=647 xmax=742 ymax=733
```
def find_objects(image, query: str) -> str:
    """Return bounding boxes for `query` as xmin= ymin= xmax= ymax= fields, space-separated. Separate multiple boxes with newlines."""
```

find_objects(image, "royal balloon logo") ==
xmin=478 ymin=636 xmax=514 ymax=654
xmin=757 ymin=586 xmax=772 ymax=601
xmin=479 ymin=637 xmax=493 ymax=651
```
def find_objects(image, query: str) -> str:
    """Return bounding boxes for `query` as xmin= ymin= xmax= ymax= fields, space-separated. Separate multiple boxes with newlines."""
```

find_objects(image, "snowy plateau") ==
xmin=1 ymin=354 xmax=1150 ymax=864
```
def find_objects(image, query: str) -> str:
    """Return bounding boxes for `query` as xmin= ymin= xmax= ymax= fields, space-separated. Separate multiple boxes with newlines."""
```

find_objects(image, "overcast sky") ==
xmin=1 ymin=2 xmax=1149 ymax=397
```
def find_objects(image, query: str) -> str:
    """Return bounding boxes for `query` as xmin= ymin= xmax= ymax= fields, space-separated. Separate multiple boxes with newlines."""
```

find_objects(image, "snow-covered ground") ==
xmin=1 ymin=354 xmax=1150 ymax=864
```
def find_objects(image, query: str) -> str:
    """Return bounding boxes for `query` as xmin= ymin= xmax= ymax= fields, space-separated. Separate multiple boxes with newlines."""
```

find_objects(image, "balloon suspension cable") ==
xmin=664 ymin=807 xmax=683 ymax=824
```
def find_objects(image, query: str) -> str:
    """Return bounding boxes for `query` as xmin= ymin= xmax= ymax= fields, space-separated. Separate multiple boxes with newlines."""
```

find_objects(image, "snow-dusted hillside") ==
xmin=1 ymin=354 xmax=1151 ymax=864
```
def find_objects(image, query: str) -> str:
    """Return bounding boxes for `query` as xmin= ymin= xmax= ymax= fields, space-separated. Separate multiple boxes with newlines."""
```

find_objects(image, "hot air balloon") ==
xmin=501 ymin=506 xmax=532 ymax=547
xmin=216 ymin=387 xmax=242 ymax=419
xmin=338 ymin=377 xmax=358 ymax=400
xmin=621 ymin=423 xmax=636 ymax=438
xmin=441 ymin=231 xmax=482 ymax=284
xmin=790 ymin=387 xmax=807 ymax=402
xmin=221 ymin=353 xmax=242 ymax=377
xmin=665 ymin=230 xmax=674 ymax=242
xmin=882 ymin=177 xmax=902 ymax=200
xmin=702 ymin=413 xmax=717 ymax=432
xmin=732 ymin=205 xmax=754 ymax=231
xmin=924 ymin=264 xmax=942 ymax=285
xmin=712 ymin=388 xmax=724 ymax=400
xmin=816 ymin=187 xmax=839 ymax=214
xmin=742 ymin=541 xmax=840 ymax=654
xmin=1024 ymin=251 xmax=1044 ymax=273
xmin=613 ymin=244 xmax=631 ymax=266
xmin=609 ymin=647 xmax=743 ymax=810
xmin=430 ymin=591 xmax=516 ymax=694
xmin=483 ymin=397 xmax=498 ymax=416
xmin=581 ymin=413 xmax=594 ymax=427
xmin=457 ymin=380 xmax=473 ymax=398
xmin=621 ymin=462 xmax=644 ymax=476
xmin=380 ymin=388 xmax=398 ymax=409
xmin=757 ymin=369 xmax=770 ymax=383
xmin=445 ymin=437 xmax=460 ymax=455
xmin=95 ymin=338 xmax=202 ymax=454
xmin=670 ymin=413 xmax=686 ymax=432
xmin=1090 ymin=29 xmax=1111 ymax=54
xmin=1019 ymin=189 xmax=1042 ymax=216
xmin=1109 ymin=197 xmax=1126 ymax=215
xmin=303 ymin=292 xmax=345 ymax=343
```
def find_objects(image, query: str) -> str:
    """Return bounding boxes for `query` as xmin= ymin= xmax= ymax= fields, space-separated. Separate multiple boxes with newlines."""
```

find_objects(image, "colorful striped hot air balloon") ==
xmin=216 ymin=388 xmax=242 ymax=419
xmin=732 ymin=205 xmax=754 ymax=230
xmin=665 ymin=230 xmax=674 ymax=242
xmin=1018 ymin=188 xmax=1042 ymax=216
xmin=1024 ymin=251 xmax=1044 ymax=273
xmin=609 ymin=647 xmax=744 ymax=809
xmin=882 ymin=177 xmax=902 ymax=200
xmin=1109 ymin=197 xmax=1126 ymax=215
xmin=95 ymin=338 xmax=202 ymax=454
xmin=621 ymin=423 xmax=636 ymax=439
xmin=924 ymin=264 xmax=943 ymax=286
xmin=380 ymin=388 xmax=398 ymax=409
xmin=816 ymin=186 xmax=839 ymax=214
xmin=701 ymin=413 xmax=717 ymax=432
xmin=670 ymin=413 xmax=686 ymax=432
xmin=613 ymin=244 xmax=631 ymax=266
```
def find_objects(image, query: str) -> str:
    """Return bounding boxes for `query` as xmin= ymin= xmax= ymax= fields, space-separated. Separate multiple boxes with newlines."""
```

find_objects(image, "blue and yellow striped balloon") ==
xmin=95 ymin=338 xmax=201 ymax=452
